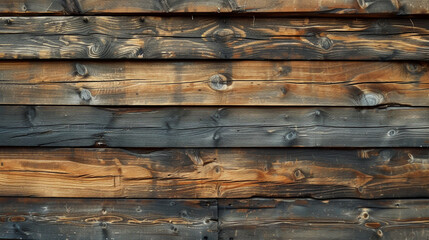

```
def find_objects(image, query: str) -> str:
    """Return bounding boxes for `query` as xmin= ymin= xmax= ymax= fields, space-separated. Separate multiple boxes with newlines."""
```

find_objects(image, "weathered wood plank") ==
xmin=1 ymin=106 xmax=428 ymax=147
xmin=0 ymin=0 xmax=428 ymax=15
xmin=0 ymin=17 xmax=429 ymax=60
xmin=219 ymin=198 xmax=429 ymax=240
xmin=0 ymin=148 xmax=428 ymax=198
xmin=1 ymin=61 xmax=428 ymax=106
xmin=0 ymin=198 xmax=218 ymax=240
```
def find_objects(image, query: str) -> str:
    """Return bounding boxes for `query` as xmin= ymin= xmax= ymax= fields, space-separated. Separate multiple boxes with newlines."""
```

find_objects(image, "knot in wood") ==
xmin=405 ymin=63 xmax=424 ymax=74
xmin=180 ymin=210 xmax=188 ymax=218
xmin=361 ymin=211 xmax=369 ymax=220
xmin=75 ymin=63 xmax=89 ymax=77
xmin=209 ymin=74 xmax=229 ymax=91
xmin=88 ymin=37 xmax=111 ymax=58
xmin=293 ymin=169 xmax=305 ymax=180
xmin=357 ymin=0 xmax=370 ymax=9
xmin=136 ymin=206 xmax=142 ymax=212
xmin=319 ymin=37 xmax=333 ymax=50
xmin=387 ymin=129 xmax=398 ymax=137
xmin=5 ymin=18 xmax=12 ymax=25
xmin=285 ymin=130 xmax=297 ymax=141
xmin=359 ymin=92 xmax=383 ymax=106
xmin=79 ymin=88 xmax=92 ymax=101
xmin=213 ymin=28 xmax=235 ymax=42
xmin=377 ymin=229 xmax=383 ymax=237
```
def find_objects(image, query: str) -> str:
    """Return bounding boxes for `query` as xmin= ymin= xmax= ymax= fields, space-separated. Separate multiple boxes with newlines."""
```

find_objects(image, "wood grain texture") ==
xmin=0 ymin=16 xmax=429 ymax=60
xmin=0 ymin=0 xmax=428 ymax=15
xmin=219 ymin=198 xmax=429 ymax=240
xmin=1 ymin=106 xmax=428 ymax=147
xmin=1 ymin=61 xmax=428 ymax=106
xmin=0 ymin=148 xmax=428 ymax=198
xmin=0 ymin=198 xmax=218 ymax=240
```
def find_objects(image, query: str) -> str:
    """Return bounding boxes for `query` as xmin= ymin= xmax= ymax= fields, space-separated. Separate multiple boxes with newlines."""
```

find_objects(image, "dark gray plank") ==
xmin=1 ymin=106 xmax=428 ymax=147
xmin=0 ymin=198 xmax=218 ymax=240
xmin=219 ymin=198 xmax=429 ymax=240
xmin=0 ymin=148 xmax=428 ymax=198
xmin=0 ymin=17 xmax=429 ymax=60
xmin=0 ymin=0 xmax=428 ymax=15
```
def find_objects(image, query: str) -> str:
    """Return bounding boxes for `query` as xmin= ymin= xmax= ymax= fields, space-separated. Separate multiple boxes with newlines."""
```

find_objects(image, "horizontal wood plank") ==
xmin=1 ymin=106 xmax=428 ymax=147
xmin=1 ymin=61 xmax=428 ymax=106
xmin=2 ymin=197 xmax=429 ymax=240
xmin=0 ymin=198 xmax=218 ymax=240
xmin=219 ymin=198 xmax=429 ymax=240
xmin=0 ymin=0 xmax=428 ymax=15
xmin=0 ymin=17 xmax=429 ymax=60
xmin=0 ymin=148 xmax=428 ymax=198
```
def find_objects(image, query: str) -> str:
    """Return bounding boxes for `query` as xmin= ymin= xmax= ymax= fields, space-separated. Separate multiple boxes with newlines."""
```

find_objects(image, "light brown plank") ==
xmin=0 ymin=17 xmax=429 ymax=60
xmin=0 ymin=61 xmax=428 ymax=106
xmin=0 ymin=148 xmax=428 ymax=198
xmin=0 ymin=0 xmax=428 ymax=15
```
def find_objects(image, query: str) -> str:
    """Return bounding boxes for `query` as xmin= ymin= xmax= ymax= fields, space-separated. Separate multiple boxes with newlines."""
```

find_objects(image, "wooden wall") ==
xmin=0 ymin=1 xmax=429 ymax=239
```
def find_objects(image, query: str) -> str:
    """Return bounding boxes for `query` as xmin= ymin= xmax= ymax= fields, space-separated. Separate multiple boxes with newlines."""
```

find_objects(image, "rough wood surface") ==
xmin=0 ymin=0 xmax=428 ymax=15
xmin=2 ymin=197 xmax=429 ymax=240
xmin=0 ymin=148 xmax=428 ymax=198
xmin=0 ymin=198 xmax=218 ymax=240
xmin=0 ymin=17 xmax=429 ymax=60
xmin=1 ymin=106 xmax=428 ymax=147
xmin=219 ymin=198 xmax=429 ymax=240
xmin=1 ymin=61 xmax=428 ymax=106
